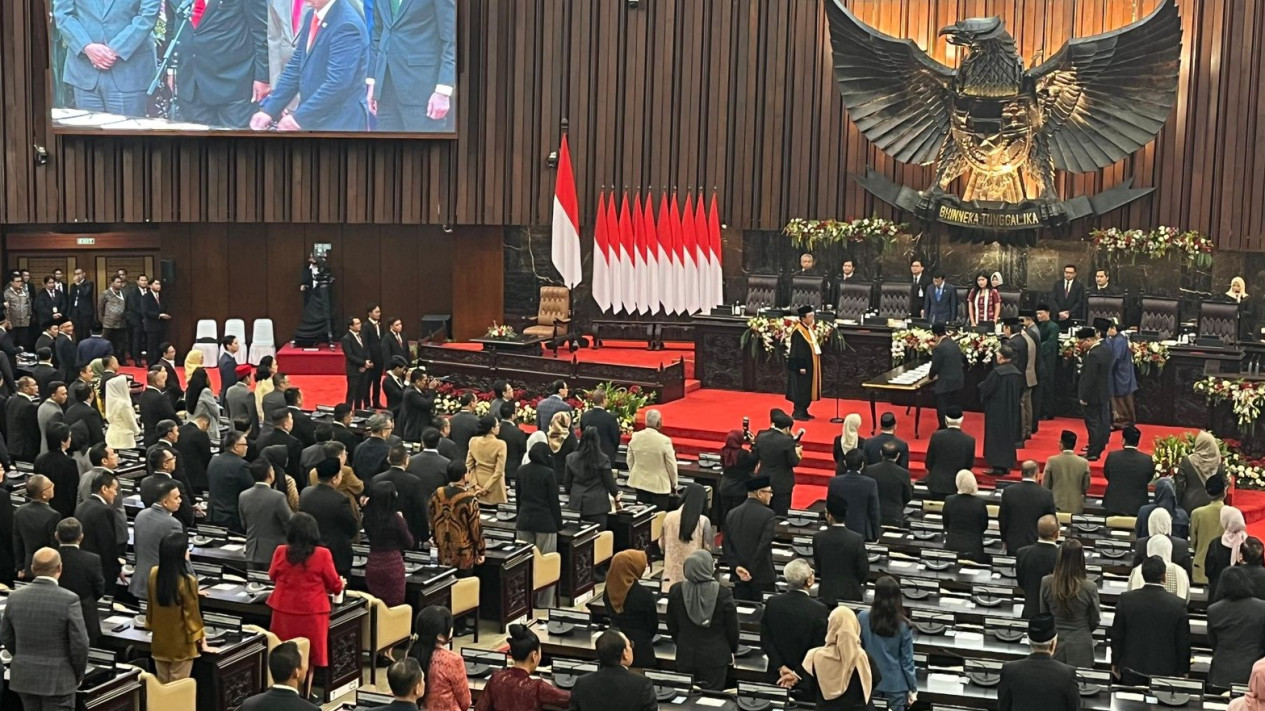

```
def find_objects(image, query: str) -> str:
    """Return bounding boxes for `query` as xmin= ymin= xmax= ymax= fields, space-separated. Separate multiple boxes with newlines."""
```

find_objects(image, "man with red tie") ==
xmin=251 ymin=0 xmax=368 ymax=131
xmin=141 ymin=278 xmax=171 ymax=368
xmin=175 ymin=0 xmax=270 ymax=128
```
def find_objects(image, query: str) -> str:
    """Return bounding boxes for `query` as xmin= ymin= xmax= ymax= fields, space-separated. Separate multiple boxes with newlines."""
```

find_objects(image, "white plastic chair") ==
xmin=192 ymin=319 xmax=219 ymax=367
xmin=224 ymin=319 xmax=248 ymax=364
xmin=248 ymin=319 xmax=277 ymax=365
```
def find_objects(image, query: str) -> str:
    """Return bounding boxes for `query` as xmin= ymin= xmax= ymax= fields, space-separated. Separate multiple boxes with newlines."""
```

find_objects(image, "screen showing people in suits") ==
xmin=47 ymin=0 xmax=458 ymax=135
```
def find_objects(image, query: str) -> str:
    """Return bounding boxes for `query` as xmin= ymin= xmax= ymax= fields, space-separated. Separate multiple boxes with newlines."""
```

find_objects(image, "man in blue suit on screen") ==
xmin=366 ymin=0 xmax=455 ymax=132
xmin=250 ymin=0 xmax=368 ymax=132
xmin=52 ymin=0 xmax=161 ymax=117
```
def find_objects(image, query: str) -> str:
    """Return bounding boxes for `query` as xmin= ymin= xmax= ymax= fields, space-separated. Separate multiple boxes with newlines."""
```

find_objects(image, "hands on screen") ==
xmin=427 ymin=91 xmax=450 ymax=120
xmin=366 ymin=85 xmax=377 ymax=116
xmin=252 ymin=81 xmax=271 ymax=103
xmin=84 ymin=43 xmax=117 ymax=70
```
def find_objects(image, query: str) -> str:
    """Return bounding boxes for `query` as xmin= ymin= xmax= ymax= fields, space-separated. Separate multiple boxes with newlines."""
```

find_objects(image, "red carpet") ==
xmin=442 ymin=339 xmax=695 ymax=381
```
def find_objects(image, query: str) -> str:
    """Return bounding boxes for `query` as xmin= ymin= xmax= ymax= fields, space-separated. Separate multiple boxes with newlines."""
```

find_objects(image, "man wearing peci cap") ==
xmin=1034 ymin=304 xmax=1061 ymax=421
xmin=382 ymin=356 xmax=410 ymax=416
xmin=1077 ymin=324 xmax=1114 ymax=461
xmin=753 ymin=409 xmax=802 ymax=516
xmin=226 ymin=364 xmax=260 ymax=437
xmin=979 ymin=345 xmax=1024 ymax=476
xmin=786 ymin=306 xmax=821 ymax=421
xmin=997 ymin=613 xmax=1080 ymax=711
xmin=928 ymin=322 xmax=964 ymax=430
xmin=723 ymin=475 xmax=778 ymax=601
xmin=1003 ymin=316 xmax=1038 ymax=442
xmin=1102 ymin=425 xmax=1154 ymax=517
xmin=1042 ymin=431 xmax=1091 ymax=514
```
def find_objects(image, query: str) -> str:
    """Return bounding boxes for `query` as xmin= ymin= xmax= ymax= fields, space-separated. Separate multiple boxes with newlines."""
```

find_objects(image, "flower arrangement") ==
xmin=1088 ymin=226 xmax=1215 ymax=267
xmin=1131 ymin=340 xmax=1171 ymax=376
xmin=783 ymin=217 xmax=905 ymax=252
xmin=483 ymin=322 xmax=518 ymax=340
xmin=577 ymin=381 xmax=655 ymax=434
xmin=742 ymin=316 xmax=844 ymax=359
xmin=1193 ymin=377 xmax=1265 ymax=429
xmin=889 ymin=328 xmax=1001 ymax=367
xmin=1150 ymin=432 xmax=1227 ymax=476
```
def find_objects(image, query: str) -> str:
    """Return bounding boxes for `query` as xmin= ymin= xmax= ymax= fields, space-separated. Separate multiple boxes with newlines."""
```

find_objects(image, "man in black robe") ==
xmin=786 ymin=305 xmax=821 ymax=421
xmin=980 ymin=344 xmax=1025 ymax=475
xmin=1078 ymin=323 xmax=1114 ymax=461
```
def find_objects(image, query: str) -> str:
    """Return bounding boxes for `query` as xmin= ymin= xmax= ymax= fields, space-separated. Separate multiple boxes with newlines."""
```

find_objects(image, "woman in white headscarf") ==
xmin=521 ymin=430 xmax=548 ymax=467
xmin=104 ymin=376 xmax=141 ymax=451
xmin=1127 ymin=535 xmax=1190 ymax=601
xmin=1227 ymin=276 xmax=1249 ymax=302
xmin=665 ymin=550 xmax=737 ymax=691
xmin=944 ymin=470 xmax=990 ymax=563
xmin=783 ymin=606 xmax=878 ymax=711
xmin=833 ymin=413 xmax=865 ymax=465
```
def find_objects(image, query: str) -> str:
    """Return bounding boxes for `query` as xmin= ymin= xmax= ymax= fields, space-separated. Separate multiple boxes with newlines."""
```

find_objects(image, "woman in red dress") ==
xmin=268 ymin=511 xmax=344 ymax=694
xmin=475 ymin=624 xmax=570 ymax=711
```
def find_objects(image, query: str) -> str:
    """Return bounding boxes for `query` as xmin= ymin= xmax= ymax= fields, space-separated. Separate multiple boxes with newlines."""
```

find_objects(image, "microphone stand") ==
xmin=148 ymin=0 xmax=196 ymax=118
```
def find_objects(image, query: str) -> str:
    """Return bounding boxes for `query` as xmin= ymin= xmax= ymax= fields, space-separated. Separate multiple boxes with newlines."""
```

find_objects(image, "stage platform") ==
xmin=276 ymin=343 xmax=347 ymax=375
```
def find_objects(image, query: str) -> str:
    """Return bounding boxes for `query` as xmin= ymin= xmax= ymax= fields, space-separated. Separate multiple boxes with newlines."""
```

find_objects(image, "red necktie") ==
xmin=307 ymin=15 xmax=320 ymax=49
xmin=191 ymin=0 xmax=207 ymax=27
xmin=292 ymin=0 xmax=303 ymax=32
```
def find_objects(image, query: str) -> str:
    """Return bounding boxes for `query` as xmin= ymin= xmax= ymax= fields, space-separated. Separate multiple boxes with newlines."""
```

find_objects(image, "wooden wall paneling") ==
xmin=377 ymin=226 xmax=419 ymax=333
xmin=416 ymin=229 xmax=453 ymax=322
xmin=448 ymin=227 xmax=500 ymax=340
xmin=338 ymin=223 xmax=381 ymax=325
xmin=1252 ymin=1 xmax=1265 ymax=251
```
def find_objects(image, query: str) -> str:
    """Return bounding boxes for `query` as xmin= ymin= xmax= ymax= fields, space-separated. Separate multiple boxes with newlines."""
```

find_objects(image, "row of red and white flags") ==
xmin=551 ymin=136 xmax=723 ymax=316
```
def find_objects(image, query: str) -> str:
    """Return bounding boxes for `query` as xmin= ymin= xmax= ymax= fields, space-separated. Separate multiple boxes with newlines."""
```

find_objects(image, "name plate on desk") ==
xmin=329 ymin=678 xmax=360 ymax=701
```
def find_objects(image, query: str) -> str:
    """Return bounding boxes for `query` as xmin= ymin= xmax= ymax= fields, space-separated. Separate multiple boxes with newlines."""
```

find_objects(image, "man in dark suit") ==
xmin=367 ymin=0 xmax=457 ymax=133
xmin=447 ymin=392 xmax=480 ymax=458
xmin=377 ymin=445 xmax=429 ymax=545
xmin=361 ymin=307 xmax=385 ymax=408
xmin=383 ymin=357 xmax=409 ymax=416
xmin=1077 ymin=325 xmax=1114 ymax=460
xmin=218 ymin=335 xmax=240 ymax=401
xmin=54 ymin=518 xmax=105 ymax=645
xmin=922 ymin=272 xmax=958 ymax=326
xmin=753 ymin=409 xmax=801 ymax=516
xmin=867 ymin=441 xmax=914 ymax=528
xmin=760 ymin=558 xmax=828 ymax=698
xmin=570 ymin=630 xmax=658 ymax=711
xmin=38 ymin=423 xmax=81 ymax=519
xmin=54 ymin=321 xmax=80 ymax=383
xmin=330 ymin=402 xmax=362 ymax=455
xmin=924 ymin=407 xmax=975 ymax=499
xmin=33 ymin=277 xmax=67 ymax=332
xmin=139 ymin=367 xmax=179 ymax=447
xmin=141 ymin=442 xmax=196 ymax=528
xmin=496 ymin=402 xmax=528 ymax=474
xmin=580 ymin=388 xmax=622 ymax=463
xmin=1110 ymin=556 xmax=1191 ymax=685
xmin=64 ymin=381 xmax=105 ymax=451
xmin=207 ymin=431 xmax=252 ymax=531
xmin=239 ymin=458 xmax=294 ymax=569
xmin=1049 ymin=264 xmax=1086 ymax=325
xmin=862 ymin=412 xmax=909 ymax=468
xmin=928 ymin=323 xmax=964 ymax=429
xmin=827 ymin=449 xmax=880 ymax=541
xmin=76 ymin=325 xmax=113 ymax=369
xmin=285 ymin=388 xmax=316 ymax=448
xmin=251 ymin=0 xmax=368 ymax=132
xmin=260 ymin=372 xmax=289 ymax=421
xmin=154 ymin=342 xmax=182 ymax=409
xmin=7 ymin=376 xmax=44 ymax=460
xmin=240 ymin=641 xmax=317 ymax=710
xmin=381 ymin=318 xmax=409 ymax=370
xmin=174 ymin=0 xmax=268 ymax=128
xmin=997 ymin=613 xmax=1080 ymax=711
xmin=74 ymin=469 xmax=122 ymax=588
xmin=341 ymin=316 xmax=371 ymax=409
xmin=1015 ymin=515 xmax=1059 ymax=619
xmin=13 ymin=475 xmax=62 ymax=580
xmin=66 ymin=269 xmax=95 ymax=341
xmin=724 ymin=476 xmax=778 ymax=601
xmin=1102 ymin=426 xmax=1154 ymax=516
xmin=534 ymin=380 xmax=573 ymax=432
xmin=299 ymin=458 xmax=360 ymax=576
xmin=352 ymin=413 xmax=393 ymax=483
xmin=398 ymin=369 xmax=436 ymax=442
xmin=998 ymin=461 xmax=1057 ymax=554
xmin=908 ymin=258 xmax=930 ymax=317
xmin=407 ymin=427 xmax=451 ymax=500
xmin=140 ymin=279 xmax=170 ymax=368
xmin=122 ymin=274 xmax=148 ymax=366
xmin=176 ymin=416 xmax=213 ymax=491
xmin=30 ymin=347 xmax=60 ymax=400
xmin=0 ymin=548 xmax=90 ymax=711
xmin=256 ymin=408 xmax=304 ymax=487
xmin=813 ymin=497 xmax=869 ymax=605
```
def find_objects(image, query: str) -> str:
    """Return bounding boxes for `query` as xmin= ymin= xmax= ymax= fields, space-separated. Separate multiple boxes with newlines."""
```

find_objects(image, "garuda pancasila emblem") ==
xmin=825 ymin=0 xmax=1182 ymax=206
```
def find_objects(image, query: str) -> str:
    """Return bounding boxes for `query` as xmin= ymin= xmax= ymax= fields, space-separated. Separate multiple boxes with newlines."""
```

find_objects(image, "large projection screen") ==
xmin=47 ymin=0 xmax=458 ymax=137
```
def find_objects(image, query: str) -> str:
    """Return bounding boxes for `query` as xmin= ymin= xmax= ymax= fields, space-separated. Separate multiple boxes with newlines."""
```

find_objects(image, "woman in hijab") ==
xmin=515 ymin=441 xmax=563 ymax=609
xmin=1227 ymin=276 xmax=1249 ymax=302
xmin=1230 ymin=658 xmax=1265 ymax=711
xmin=718 ymin=429 xmax=758 ymax=527
xmin=666 ymin=550 xmax=738 ymax=691
xmin=661 ymin=484 xmax=712 ymax=590
xmin=104 ymin=375 xmax=141 ymax=451
xmin=783 ymin=606 xmax=879 ymax=711
xmin=89 ymin=358 xmax=107 ymax=413
xmin=943 ymin=470 xmax=990 ymax=563
xmin=546 ymin=411 xmax=578 ymax=478
xmin=1206 ymin=505 xmax=1248 ymax=600
xmin=1135 ymin=477 xmax=1191 ymax=539
xmin=1177 ymin=431 xmax=1225 ymax=513
xmin=263 ymin=443 xmax=301 ymax=511
xmin=1126 ymin=535 xmax=1190 ymax=600
xmin=1130 ymin=505 xmax=1193 ymax=575
xmin=832 ymin=413 xmax=865 ymax=466
xmin=521 ymin=430 xmax=548 ymax=467
xmin=602 ymin=550 xmax=657 ymax=670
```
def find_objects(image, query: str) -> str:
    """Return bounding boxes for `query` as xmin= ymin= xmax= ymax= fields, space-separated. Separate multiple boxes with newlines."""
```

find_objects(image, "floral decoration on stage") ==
xmin=1224 ymin=438 xmax=1265 ymax=490
xmin=483 ymin=322 xmax=518 ymax=340
xmin=783 ymin=217 xmax=905 ymax=252
xmin=889 ymin=328 xmax=1000 ymax=367
xmin=1058 ymin=337 xmax=1168 ymax=375
xmin=430 ymin=380 xmax=654 ymax=434
xmin=742 ymin=316 xmax=845 ymax=359
xmin=1150 ymin=432 xmax=1225 ymax=476
xmin=1153 ymin=432 xmax=1264 ymax=491
xmin=1193 ymin=376 xmax=1265 ymax=429
xmin=577 ymin=381 xmax=655 ymax=434
xmin=1088 ymin=226 xmax=1215 ymax=267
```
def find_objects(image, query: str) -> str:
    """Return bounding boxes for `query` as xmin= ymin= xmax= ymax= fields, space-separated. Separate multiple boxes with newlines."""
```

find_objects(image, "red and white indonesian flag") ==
xmin=550 ymin=135 xmax=582 ymax=288
xmin=591 ymin=191 xmax=612 ymax=312
xmin=642 ymin=195 xmax=660 ymax=314
xmin=656 ymin=193 xmax=675 ymax=315
xmin=707 ymin=194 xmax=724 ymax=308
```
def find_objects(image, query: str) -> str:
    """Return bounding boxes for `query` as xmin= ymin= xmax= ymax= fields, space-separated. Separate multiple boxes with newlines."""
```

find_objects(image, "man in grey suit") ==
xmin=367 ymin=0 xmax=456 ymax=132
xmin=0 ymin=547 xmax=90 ymax=711
xmin=261 ymin=372 xmax=290 ymax=421
xmin=533 ymin=380 xmax=573 ymax=432
xmin=225 ymin=365 xmax=259 ymax=436
xmin=239 ymin=458 xmax=293 ymax=568
xmin=38 ymin=382 xmax=68 ymax=456
xmin=127 ymin=480 xmax=185 ymax=599
xmin=51 ymin=0 xmax=161 ymax=117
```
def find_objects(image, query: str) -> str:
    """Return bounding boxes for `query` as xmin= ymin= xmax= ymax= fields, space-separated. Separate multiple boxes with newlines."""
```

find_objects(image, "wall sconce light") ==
xmin=33 ymin=145 xmax=49 ymax=166
xmin=546 ymin=151 xmax=559 ymax=168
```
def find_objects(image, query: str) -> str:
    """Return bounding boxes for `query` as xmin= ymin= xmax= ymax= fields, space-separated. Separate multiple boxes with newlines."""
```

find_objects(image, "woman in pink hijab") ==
xmin=1230 ymin=658 xmax=1265 ymax=711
